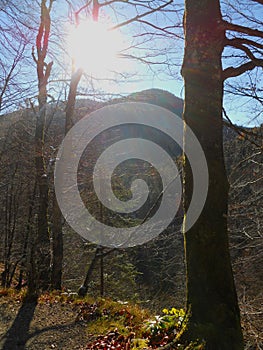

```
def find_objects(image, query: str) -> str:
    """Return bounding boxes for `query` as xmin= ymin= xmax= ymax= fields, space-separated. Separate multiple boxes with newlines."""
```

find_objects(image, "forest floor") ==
xmin=0 ymin=289 xmax=153 ymax=350
xmin=1 ymin=288 xmax=262 ymax=350
xmin=0 ymin=292 xmax=89 ymax=349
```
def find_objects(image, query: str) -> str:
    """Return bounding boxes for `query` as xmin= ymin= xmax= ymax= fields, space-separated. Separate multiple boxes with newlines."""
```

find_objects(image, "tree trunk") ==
xmin=100 ymin=247 xmax=104 ymax=297
xmin=78 ymin=247 xmax=114 ymax=297
xmin=27 ymin=0 xmax=53 ymax=296
xmin=78 ymin=247 xmax=100 ymax=297
xmin=179 ymin=0 xmax=244 ymax=348
xmin=18 ymin=182 xmax=37 ymax=290
xmin=65 ymin=68 xmax=83 ymax=132
xmin=51 ymin=196 xmax=63 ymax=290
xmin=34 ymin=102 xmax=51 ymax=291
xmin=50 ymin=67 xmax=83 ymax=290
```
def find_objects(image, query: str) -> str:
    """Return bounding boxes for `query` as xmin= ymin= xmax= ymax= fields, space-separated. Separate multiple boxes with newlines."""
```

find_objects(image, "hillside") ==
xmin=0 ymin=89 xmax=262 ymax=348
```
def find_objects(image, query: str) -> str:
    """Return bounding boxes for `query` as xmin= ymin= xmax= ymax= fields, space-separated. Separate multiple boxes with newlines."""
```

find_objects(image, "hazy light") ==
xmin=67 ymin=20 xmax=128 ymax=77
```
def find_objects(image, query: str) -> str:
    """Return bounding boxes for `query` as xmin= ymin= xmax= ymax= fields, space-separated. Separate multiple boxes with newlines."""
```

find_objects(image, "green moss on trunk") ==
xmin=179 ymin=0 xmax=244 ymax=349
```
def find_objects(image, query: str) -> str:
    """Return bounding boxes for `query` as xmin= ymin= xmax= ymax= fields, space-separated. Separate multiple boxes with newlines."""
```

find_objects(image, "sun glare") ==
xmin=67 ymin=20 xmax=126 ymax=77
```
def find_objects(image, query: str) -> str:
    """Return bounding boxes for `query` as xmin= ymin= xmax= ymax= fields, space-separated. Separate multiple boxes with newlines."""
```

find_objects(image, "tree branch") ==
xmin=223 ymin=20 xmax=263 ymax=39
xmin=100 ymin=0 xmax=129 ymax=7
xmin=120 ymin=53 xmax=167 ymax=65
xmin=226 ymin=38 xmax=263 ymax=51
xmin=223 ymin=60 xmax=263 ymax=80
xmin=222 ymin=108 xmax=262 ymax=148
xmin=225 ymin=39 xmax=263 ymax=67
xmin=110 ymin=0 xmax=173 ymax=30
xmin=74 ymin=0 xmax=92 ymax=24
xmin=251 ymin=0 xmax=263 ymax=4
xmin=137 ymin=19 xmax=183 ymax=38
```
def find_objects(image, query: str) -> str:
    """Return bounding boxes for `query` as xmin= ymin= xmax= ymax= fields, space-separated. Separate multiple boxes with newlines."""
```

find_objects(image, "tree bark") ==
xmin=51 ymin=196 xmax=63 ymax=290
xmin=65 ymin=68 xmax=83 ymax=132
xmin=178 ymin=0 xmax=244 ymax=348
xmin=28 ymin=0 xmax=53 ymax=296
xmin=50 ymin=67 xmax=83 ymax=290
xmin=78 ymin=247 xmax=100 ymax=297
xmin=34 ymin=102 xmax=51 ymax=291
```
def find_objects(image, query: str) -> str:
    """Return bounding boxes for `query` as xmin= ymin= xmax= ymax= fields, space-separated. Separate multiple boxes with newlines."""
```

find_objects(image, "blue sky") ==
xmin=56 ymin=0 xmax=262 ymax=127
xmin=1 ymin=0 xmax=262 ymax=127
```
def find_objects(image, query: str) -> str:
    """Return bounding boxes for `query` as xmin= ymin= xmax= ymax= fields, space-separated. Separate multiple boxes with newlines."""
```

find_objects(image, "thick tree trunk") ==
xmin=178 ymin=1 xmax=244 ymax=349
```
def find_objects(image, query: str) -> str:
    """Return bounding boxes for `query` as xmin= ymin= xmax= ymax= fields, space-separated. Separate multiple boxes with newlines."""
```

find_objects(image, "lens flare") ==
xmin=67 ymin=20 xmax=126 ymax=76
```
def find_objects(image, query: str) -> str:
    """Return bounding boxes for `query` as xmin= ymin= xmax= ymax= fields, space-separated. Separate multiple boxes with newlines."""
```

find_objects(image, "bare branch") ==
xmin=225 ymin=39 xmax=263 ymax=68
xmin=225 ymin=80 xmax=263 ymax=106
xmin=226 ymin=38 xmax=263 ymax=51
xmin=31 ymin=46 xmax=38 ymax=64
xmin=120 ymin=53 xmax=167 ymax=65
xmin=251 ymin=0 xmax=263 ymax=4
xmin=223 ymin=60 xmax=263 ymax=80
xmin=222 ymin=108 xmax=262 ymax=148
xmin=110 ymin=0 xmax=173 ymax=30
xmin=100 ymin=0 xmax=129 ymax=8
xmin=223 ymin=20 xmax=263 ymax=39
xmin=137 ymin=19 xmax=183 ymax=38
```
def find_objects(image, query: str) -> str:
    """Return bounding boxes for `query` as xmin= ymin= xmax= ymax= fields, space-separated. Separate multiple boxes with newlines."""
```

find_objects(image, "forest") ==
xmin=0 ymin=0 xmax=262 ymax=349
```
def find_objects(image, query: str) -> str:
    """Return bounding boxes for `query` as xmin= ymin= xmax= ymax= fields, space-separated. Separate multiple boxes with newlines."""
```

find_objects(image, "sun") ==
xmin=67 ymin=20 xmax=126 ymax=77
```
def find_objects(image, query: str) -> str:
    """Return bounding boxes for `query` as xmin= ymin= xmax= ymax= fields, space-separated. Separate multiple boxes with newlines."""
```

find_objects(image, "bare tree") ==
xmin=27 ymin=0 xmax=54 ymax=297
xmin=163 ymin=0 xmax=263 ymax=348
xmin=0 ymin=1 xmax=39 ymax=114
xmin=0 ymin=109 xmax=36 ymax=290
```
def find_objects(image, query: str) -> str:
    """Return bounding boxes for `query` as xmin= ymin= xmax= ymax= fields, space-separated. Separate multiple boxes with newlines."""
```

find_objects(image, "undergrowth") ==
xmin=0 ymin=288 xmax=203 ymax=349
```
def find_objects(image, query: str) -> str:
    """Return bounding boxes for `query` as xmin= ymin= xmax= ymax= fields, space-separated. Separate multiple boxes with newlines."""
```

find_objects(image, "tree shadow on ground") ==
xmin=0 ymin=300 xmax=83 ymax=349
xmin=1 ymin=300 xmax=37 ymax=349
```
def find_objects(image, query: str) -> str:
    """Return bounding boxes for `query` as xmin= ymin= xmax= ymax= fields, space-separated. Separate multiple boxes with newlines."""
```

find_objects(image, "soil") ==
xmin=0 ymin=295 xmax=91 ymax=350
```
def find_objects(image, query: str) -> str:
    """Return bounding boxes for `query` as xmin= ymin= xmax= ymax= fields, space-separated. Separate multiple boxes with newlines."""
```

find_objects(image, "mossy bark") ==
xmin=179 ymin=0 xmax=244 ymax=349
